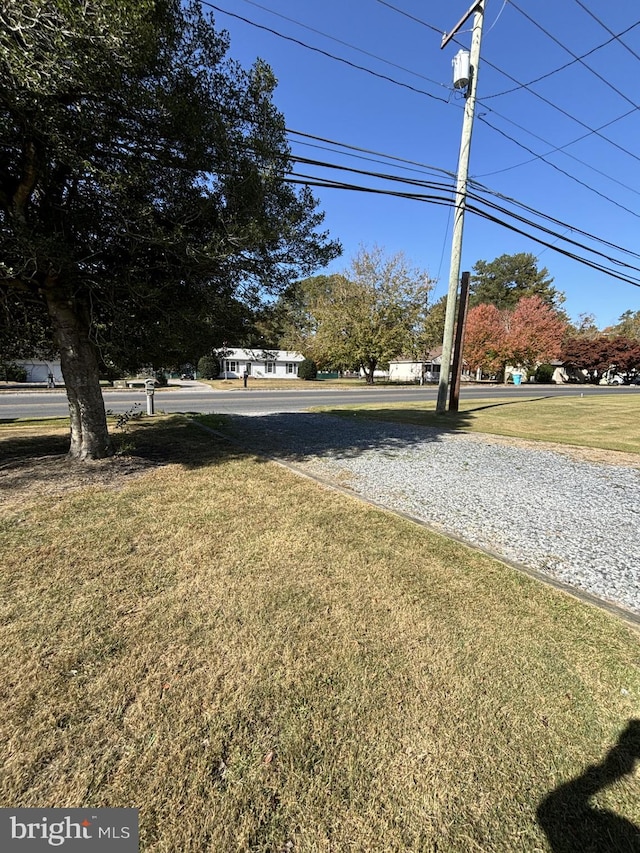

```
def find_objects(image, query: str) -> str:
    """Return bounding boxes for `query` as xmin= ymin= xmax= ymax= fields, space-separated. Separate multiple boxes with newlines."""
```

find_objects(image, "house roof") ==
xmin=389 ymin=348 xmax=443 ymax=365
xmin=221 ymin=348 xmax=305 ymax=362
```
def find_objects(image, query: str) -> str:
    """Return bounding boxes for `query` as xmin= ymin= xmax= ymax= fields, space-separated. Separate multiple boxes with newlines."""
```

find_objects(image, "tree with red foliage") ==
xmin=505 ymin=296 xmax=567 ymax=371
xmin=561 ymin=336 xmax=640 ymax=378
xmin=463 ymin=303 xmax=507 ymax=376
xmin=464 ymin=296 xmax=566 ymax=378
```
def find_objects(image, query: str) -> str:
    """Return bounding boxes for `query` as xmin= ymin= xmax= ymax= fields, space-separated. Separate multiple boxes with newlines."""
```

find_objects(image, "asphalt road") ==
xmin=0 ymin=381 xmax=637 ymax=420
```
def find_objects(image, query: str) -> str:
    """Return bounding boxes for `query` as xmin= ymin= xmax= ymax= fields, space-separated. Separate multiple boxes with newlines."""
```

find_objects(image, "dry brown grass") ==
xmin=200 ymin=377 xmax=367 ymax=390
xmin=0 ymin=416 xmax=638 ymax=852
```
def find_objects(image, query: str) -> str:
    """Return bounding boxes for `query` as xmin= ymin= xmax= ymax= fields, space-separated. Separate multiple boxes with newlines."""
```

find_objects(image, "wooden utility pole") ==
xmin=436 ymin=1 xmax=485 ymax=413
xmin=449 ymin=271 xmax=470 ymax=412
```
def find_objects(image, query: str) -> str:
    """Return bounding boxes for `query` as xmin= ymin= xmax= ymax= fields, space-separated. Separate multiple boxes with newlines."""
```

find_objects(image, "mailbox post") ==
xmin=145 ymin=378 xmax=155 ymax=415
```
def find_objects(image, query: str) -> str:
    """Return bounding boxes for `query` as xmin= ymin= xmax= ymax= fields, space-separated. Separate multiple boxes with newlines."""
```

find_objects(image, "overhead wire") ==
xmin=286 ymin=128 xmax=640 ymax=260
xmin=201 ymin=1 xmax=451 ymax=104
xmin=374 ymin=1 xmax=640 ymax=194
xmin=208 ymin=0 xmax=640 ymax=212
xmin=281 ymin=170 xmax=640 ymax=287
xmin=234 ymin=0 xmax=450 ymax=92
xmin=570 ymin=0 xmax=640 ymax=65
xmin=285 ymin=150 xmax=640 ymax=272
xmin=509 ymin=0 xmax=640 ymax=112
xmin=198 ymin=2 xmax=640 ymax=286
xmin=482 ymin=20 xmax=640 ymax=99
xmin=286 ymin=128 xmax=458 ymax=182
xmin=475 ymin=115 xmax=640 ymax=220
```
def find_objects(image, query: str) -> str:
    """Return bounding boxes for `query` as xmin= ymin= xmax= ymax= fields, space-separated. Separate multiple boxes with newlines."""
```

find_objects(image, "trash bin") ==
xmin=512 ymin=373 xmax=522 ymax=386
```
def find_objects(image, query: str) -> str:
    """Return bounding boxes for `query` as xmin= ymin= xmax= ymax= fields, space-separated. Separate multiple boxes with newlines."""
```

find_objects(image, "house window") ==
xmin=286 ymin=363 xmax=297 ymax=374
xmin=265 ymin=361 xmax=276 ymax=374
xmin=226 ymin=360 xmax=238 ymax=373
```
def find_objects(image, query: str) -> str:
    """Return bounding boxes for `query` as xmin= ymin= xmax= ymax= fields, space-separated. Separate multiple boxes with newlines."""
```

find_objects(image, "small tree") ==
xmin=297 ymin=358 xmax=317 ymax=380
xmin=505 ymin=296 xmax=567 ymax=374
xmin=463 ymin=303 xmax=507 ymax=376
xmin=534 ymin=363 xmax=555 ymax=383
xmin=198 ymin=355 xmax=220 ymax=379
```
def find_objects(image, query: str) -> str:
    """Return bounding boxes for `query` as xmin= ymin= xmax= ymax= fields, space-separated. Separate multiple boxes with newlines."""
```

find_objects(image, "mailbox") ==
xmin=144 ymin=378 xmax=155 ymax=415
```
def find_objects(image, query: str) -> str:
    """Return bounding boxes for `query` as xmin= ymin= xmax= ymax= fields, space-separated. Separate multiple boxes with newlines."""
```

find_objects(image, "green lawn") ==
xmin=0 ymin=416 xmax=638 ymax=852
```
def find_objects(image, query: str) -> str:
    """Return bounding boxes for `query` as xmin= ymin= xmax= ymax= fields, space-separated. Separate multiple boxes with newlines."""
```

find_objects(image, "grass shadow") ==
xmin=0 ymin=416 xmax=253 ymax=503
xmin=462 ymin=395 xmax=557 ymax=414
xmin=0 ymin=430 xmax=70 ymax=462
xmin=537 ymin=719 xmax=640 ymax=852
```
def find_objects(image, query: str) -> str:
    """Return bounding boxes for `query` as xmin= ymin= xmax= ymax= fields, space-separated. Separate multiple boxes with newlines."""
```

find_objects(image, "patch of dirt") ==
xmin=0 ymin=454 xmax=158 ymax=510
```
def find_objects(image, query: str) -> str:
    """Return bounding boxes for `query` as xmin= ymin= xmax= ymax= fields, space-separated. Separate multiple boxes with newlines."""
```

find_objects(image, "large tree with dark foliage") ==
xmin=0 ymin=0 xmax=339 ymax=458
xmin=470 ymin=253 xmax=564 ymax=312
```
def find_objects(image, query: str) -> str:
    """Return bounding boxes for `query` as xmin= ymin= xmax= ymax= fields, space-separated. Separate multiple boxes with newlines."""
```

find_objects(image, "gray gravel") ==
xmin=228 ymin=412 xmax=640 ymax=617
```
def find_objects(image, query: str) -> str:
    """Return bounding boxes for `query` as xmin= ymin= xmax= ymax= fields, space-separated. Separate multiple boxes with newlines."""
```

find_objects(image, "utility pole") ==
xmin=436 ymin=1 xmax=485 ymax=413
xmin=449 ymin=270 xmax=470 ymax=412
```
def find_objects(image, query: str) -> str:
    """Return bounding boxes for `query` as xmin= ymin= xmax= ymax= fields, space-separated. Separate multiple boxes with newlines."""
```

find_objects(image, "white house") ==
xmin=388 ymin=348 xmax=445 ymax=384
xmin=13 ymin=359 xmax=64 ymax=384
xmin=388 ymin=347 xmax=474 ymax=384
xmin=219 ymin=348 xmax=305 ymax=379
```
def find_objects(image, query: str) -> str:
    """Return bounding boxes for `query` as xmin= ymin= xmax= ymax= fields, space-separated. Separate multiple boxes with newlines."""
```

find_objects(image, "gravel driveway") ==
xmin=228 ymin=412 xmax=640 ymax=619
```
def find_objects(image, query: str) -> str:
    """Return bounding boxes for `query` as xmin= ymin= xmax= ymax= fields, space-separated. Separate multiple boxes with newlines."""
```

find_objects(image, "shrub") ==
xmin=297 ymin=358 xmax=318 ymax=380
xmin=1 ymin=362 xmax=27 ymax=382
xmin=535 ymin=363 xmax=555 ymax=384
xmin=198 ymin=355 xmax=220 ymax=379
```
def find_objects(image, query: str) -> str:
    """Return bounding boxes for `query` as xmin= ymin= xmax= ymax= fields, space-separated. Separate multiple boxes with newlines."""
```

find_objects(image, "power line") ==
xmin=287 ymin=152 xmax=640 ymax=272
xmin=374 ymin=0 xmax=444 ymax=36
xmin=281 ymin=171 xmax=640 ymax=287
xmin=286 ymin=128 xmax=640 ymax=259
xmin=509 ymin=1 xmax=640 ymax=112
xmin=476 ymin=114 xmax=640 ymax=220
xmin=474 ymin=103 xmax=640 ymax=196
xmin=287 ymin=128 xmax=457 ymax=181
xmin=235 ymin=0 xmax=450 ymax=92
xmin=483 ymin=20 xmax=640 ymax=99
xmin=201 ymin=1 xmax=451 ymax=104
xmin=212 ymin=0 xmax=640 ymax=203
xmin=571 ymin=0 xmax=640 ymax=65
xmin=477 ymin=52 xmax=640 ymax=168
xmin=207 ymin=1 xmax=640 ymax=253
xmin=371 ymin=2 xmax=640 ymax=211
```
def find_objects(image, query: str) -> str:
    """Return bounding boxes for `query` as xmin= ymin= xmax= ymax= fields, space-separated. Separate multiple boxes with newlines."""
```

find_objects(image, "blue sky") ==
xmin=205 ymin=0 xmax=640 ymax=328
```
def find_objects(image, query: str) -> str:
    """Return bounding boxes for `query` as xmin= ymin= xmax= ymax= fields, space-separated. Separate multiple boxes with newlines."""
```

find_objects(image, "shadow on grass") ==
xmin=537 ymin=719 xmax=640 ymax=852
xmin=317 ymin=395 xmax=556 ymax=431
xmin=462 ymin=395 xmax=556 ymax=414
xmin=0 ymin=417 xmax=252 ymax=499
xmin=0 ymin=401 xmax=546 ymax=478
xmin=0 ymin=430 xmax=71 ymax=462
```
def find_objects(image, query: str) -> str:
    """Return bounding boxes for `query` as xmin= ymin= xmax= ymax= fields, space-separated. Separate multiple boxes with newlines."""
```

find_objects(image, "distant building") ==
xmin=219 ymin=348 xmax=305 ymax=379
xmin=13 ymin=359 xmax=63 ymax=384
xmin=388 ymin=348 xmax=450 ymax=383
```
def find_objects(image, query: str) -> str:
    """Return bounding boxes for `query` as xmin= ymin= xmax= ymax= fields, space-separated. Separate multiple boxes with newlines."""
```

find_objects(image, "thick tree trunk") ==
xmin=45 ymin=290 xmax=113 ymax=460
